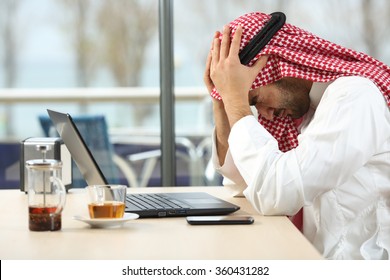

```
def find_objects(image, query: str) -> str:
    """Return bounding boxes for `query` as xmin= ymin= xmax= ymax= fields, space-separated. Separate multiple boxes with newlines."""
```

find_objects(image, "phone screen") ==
xmin=186 ymin=215 xmax=254 ymax=225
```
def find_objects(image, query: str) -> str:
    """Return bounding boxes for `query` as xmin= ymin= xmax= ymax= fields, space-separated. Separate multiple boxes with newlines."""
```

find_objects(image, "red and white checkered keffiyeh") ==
xmin=211 ymin=12 xmax=390 ymax=152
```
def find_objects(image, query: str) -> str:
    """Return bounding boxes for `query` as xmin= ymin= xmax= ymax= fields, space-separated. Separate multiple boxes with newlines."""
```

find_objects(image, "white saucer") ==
xmin=72 ymin=213 xmax=139 ymax=228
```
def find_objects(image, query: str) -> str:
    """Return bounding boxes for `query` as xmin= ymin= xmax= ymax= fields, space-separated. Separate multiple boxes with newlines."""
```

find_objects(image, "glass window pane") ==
xmin=1 ymin=0 xmax=389 ymax=188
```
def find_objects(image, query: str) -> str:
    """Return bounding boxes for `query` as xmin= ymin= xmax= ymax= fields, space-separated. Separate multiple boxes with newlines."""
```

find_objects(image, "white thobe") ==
xmin=212 ymin=76 xmax=390 ymax=259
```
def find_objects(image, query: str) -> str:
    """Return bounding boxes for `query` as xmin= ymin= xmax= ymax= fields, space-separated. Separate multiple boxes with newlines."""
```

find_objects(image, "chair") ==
xmin=38 ymin=114 xmax=138 ymax=188
xmin=122 ymin=142 xmax=192 ymax=188
xmin=112 ymin=135 xmax=223 ymax=187
xmin=194 ymin=137 xmax=223 ymax=186
xmin=0 ymin=141 xmax=21 ymax=189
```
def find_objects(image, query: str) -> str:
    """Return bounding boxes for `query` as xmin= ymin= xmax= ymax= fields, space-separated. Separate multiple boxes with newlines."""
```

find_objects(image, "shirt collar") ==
xmin=309 ymin=81 xmax=333 ymax=109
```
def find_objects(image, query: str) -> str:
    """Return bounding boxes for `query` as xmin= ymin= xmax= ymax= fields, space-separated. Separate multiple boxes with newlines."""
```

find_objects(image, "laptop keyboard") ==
xmin=126 ymin=193 xmax=190 ymax=210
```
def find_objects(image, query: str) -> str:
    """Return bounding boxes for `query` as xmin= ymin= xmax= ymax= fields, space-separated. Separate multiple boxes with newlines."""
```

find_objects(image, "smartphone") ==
xmin=186 ymin=215 xmax=254 ymax=225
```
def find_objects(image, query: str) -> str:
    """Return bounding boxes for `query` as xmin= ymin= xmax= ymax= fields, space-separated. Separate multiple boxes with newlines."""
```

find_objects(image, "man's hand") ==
xmin=203 ymin=25 xmax=268 ymax=165
xmin=204 ymin=32 xmax=219 ymax=95
xmin=209 ymin=25 xmax=268 ymax=126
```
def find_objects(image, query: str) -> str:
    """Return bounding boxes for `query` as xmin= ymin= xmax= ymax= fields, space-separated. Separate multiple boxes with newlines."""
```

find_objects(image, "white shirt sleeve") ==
xmin=225 ymin=77 xmax=388 ymax=216
xmin=229 ymin=116 xmax=305 ymax=215
xmin=211 ymin=129 xmax=247 ymax=197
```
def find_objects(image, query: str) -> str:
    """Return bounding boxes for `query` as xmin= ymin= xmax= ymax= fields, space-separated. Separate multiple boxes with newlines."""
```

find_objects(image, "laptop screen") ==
xmin=47 ymin=109 xmax=108 ymax=186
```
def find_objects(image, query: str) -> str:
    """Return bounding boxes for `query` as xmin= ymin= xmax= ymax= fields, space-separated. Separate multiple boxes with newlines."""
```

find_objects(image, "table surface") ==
xmin=0 ymin=187 xmax=323 ymax=260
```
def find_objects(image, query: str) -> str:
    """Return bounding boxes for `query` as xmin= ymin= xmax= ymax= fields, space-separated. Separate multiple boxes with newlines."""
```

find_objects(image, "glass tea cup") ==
xmin=86 ymin=185 xmax=127 ymax=219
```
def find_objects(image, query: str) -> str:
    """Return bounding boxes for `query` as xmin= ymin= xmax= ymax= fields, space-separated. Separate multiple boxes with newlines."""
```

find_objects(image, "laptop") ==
xmin=47 ymin=109 xmax=240 ymax=218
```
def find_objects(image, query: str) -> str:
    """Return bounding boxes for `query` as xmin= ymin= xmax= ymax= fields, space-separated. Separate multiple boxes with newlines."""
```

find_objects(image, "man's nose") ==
xmin=256 ymin=106 xmax=274 ymax=121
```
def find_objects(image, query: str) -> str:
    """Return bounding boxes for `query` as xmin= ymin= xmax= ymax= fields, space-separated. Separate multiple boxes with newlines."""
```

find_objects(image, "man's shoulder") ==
xmin=324 ymin=76 xmax=383 ymax=104
xmin=330 ymin=76 xmax=379 ymax=93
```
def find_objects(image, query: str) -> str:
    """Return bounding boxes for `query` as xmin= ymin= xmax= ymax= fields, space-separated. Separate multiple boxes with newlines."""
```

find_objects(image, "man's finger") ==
xmin=203 ymin=51 xmax=214 ymax=92
xmin=211 ymin=36 xmax=221 ymax=66
xmin=251 ymin=55 xmax=269 ymax=75
xmin=210 ymin=31 xmax=219 ymax=50
xmin=220 ymin=25 xmax=231 ymax=59
xmin=229 ymin=25 xmax=242 ymax=57
xmin=204 ymin=51 xmax=212 ymax=79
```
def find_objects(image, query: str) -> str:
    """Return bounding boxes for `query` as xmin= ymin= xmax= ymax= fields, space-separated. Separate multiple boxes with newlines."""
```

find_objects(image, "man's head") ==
xmin=248 ymin=77 xmax=313 ymax=121
xmin=211 ymin=12 xmax=389 ymax=106
xmin=210 ymin=11 xmax=389 ymax=152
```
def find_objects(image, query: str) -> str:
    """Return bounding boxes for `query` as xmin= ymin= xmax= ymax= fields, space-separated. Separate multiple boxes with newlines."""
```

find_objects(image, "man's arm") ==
xmin=212 ymin=99 xmax=230 ymax=165
xmin=204 ymin=26 xmax=267 ymax=165
xmin=204 ymin=33 xmax=230 ymax=165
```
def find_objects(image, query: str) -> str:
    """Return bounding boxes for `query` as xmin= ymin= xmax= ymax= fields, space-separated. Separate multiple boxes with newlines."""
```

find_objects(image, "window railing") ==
xmin=0 ymin=87 xmax=217 ymax=188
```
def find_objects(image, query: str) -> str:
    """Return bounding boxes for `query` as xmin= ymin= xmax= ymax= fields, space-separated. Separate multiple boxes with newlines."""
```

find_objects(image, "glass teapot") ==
xmin=26 ymin=144 xmax=66 ymax=231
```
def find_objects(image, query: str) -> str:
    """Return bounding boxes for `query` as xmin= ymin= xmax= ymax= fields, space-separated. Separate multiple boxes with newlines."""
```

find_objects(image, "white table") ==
xmin=0 ymin=187 xmax=322 ymax=260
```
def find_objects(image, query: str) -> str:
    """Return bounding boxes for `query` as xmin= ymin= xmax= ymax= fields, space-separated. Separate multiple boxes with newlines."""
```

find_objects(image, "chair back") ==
xmin=0 ymin=142 xmax=21 ymax=189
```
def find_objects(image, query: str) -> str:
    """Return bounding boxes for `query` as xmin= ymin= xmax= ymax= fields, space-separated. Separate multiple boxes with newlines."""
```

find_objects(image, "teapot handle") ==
xmin=51 ymin=176 xmax=67 ymax=214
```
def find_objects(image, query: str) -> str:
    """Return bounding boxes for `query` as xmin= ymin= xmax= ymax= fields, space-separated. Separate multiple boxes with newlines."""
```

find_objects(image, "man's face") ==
xmin=248 ymin=78 xmax=312 ymax=120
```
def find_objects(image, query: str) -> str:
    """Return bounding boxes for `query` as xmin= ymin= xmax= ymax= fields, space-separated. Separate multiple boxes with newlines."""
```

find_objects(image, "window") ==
xmin=1 ymin=0 xmax=389 ymax=188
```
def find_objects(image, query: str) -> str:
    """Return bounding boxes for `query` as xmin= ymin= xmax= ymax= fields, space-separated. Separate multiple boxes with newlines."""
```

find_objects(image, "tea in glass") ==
xmin=88 ymin=201 xmax=125 ymax=218
xmin=86 ymin=185 xmax=127 ymax=219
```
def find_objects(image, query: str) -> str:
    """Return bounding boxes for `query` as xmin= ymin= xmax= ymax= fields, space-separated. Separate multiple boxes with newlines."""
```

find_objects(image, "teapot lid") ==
xmin=25 ymin=144 xmax=62 ymax=169
xmin=26 ymin=159 xmax=62 ymax=169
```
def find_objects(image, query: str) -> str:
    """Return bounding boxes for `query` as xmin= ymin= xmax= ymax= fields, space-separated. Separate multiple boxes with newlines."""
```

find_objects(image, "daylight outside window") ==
xmin=0 ymin=0 xmax=389 ymax=189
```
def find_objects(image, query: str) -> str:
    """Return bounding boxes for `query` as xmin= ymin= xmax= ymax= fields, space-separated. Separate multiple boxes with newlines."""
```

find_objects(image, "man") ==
xmin=204 ymin=12 xmax=390 ymax=259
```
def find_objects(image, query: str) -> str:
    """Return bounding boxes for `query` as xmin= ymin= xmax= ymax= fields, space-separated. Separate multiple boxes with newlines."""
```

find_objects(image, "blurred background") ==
xmin=1 ymin=0 xmax=389 ymax=188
